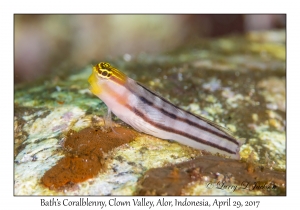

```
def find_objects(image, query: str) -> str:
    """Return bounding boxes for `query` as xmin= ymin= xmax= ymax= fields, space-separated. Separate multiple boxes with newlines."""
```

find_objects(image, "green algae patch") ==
xmin=41 ymin=126 xmax=137 ymax=189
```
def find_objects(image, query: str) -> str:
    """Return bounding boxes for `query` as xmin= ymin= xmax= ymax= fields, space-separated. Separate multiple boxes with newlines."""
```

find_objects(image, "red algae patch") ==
xmin=41 ymin=126 xmax=137 ymax=189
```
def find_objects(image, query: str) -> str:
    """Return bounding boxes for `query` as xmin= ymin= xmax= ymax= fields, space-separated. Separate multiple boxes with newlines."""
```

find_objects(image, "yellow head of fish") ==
xmin=88 ymin=62 xmax=127 ymax=96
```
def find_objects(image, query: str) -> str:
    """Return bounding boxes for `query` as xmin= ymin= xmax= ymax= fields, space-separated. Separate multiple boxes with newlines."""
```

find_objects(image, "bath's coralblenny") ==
xmin=88 ymin=62 xmax=243 ymax=159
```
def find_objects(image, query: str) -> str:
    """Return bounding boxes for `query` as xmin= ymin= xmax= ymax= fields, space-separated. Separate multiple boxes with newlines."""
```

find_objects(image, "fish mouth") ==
xmin=88 ymin=74 xmax=93 ymax=85
xmin=88 ymin=71 xmax=102 ymax=95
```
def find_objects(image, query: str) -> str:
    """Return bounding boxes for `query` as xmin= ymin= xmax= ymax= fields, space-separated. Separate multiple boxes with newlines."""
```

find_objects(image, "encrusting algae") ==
xmin=135 ymin=155 xmax=286 ymax=195
xmin=41 ymin=126 xmax=137 ymax=189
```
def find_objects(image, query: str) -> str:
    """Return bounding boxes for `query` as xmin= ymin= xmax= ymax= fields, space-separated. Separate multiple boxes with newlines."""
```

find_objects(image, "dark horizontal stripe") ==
xmin=134 ymin=83 xmax=239 ymax=146
xmin=139 ymin=96 xmax=153 ymax=106
xmin=139 ymin=95 xmax=178 ymax=120
xmin=160 ymin=107 xmax=177 ymax=120
xmin=127 ymin=104 xmax=236 ymax=155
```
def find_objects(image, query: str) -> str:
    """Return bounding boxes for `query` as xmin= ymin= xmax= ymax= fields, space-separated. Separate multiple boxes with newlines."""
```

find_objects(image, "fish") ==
xmin=88 ymin=62 xmax=243 ymax=159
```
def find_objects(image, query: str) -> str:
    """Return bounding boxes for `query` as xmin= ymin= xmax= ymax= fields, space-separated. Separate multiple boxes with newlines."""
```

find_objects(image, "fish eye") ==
xmin=98 ymin=69 xmax=112 ymax=79
xmin=102 ymin=71 xmax=108 ymax=76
